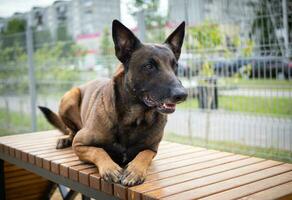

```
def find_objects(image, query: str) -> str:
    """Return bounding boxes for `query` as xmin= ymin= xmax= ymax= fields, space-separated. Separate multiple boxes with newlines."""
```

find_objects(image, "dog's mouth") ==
xmin=143 ymin=96 xmax=176 ymax=114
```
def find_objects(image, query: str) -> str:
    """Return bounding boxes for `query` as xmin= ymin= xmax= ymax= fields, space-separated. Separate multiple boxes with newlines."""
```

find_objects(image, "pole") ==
xmin=136 ymin=9 xmax=146 ymax=42
xmin=26 ymin=24 xmax=37 ymax=131
xmin=282 ymin=0 xmax=289 ymax=58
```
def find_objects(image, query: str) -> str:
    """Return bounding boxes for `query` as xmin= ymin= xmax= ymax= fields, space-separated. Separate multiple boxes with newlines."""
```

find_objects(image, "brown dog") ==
xmin=39 ymin=19 xmax=187 ymax=186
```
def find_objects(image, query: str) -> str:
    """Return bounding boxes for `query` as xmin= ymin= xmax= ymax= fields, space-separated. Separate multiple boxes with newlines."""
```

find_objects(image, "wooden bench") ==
xmin=1 ymin=130 xmax=292 ymax=200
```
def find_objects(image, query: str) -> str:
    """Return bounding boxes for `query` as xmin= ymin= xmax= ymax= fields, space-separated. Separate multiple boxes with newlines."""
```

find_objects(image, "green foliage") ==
xmin=0 ymin=39 xmax=86 ymax=95
xmin=33 ymin=29 xmax=52 ymax=47
xmin=33 ymin=42 xmax=84 ymax=82
xmin=178 ymin=95 xmax=292 ymax=117
xmin=100 ymin=27 xmax=113 ymax=56
xmin=3 ymin=18 xmax=26 ymax=35
xmin=0 ymin=108 xmax=53 ymax=136
xmin=0 ymin=19 xmax=26 ymax=49
xmin=188 ymin=21 xmax=222 ymax=51
xmin=128 ymin=0 xmax=166 ymax=42
xmin=57 ymin=24 xmax=71 ymax=41
xmin=200 ymin=61 xmax=214 ymax=77
xmin=242 ymin=40 xmax=254 ymax=57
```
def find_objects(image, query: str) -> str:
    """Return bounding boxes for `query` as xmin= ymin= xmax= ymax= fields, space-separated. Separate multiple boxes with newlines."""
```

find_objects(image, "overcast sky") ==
xmin=0 ymin=0 xmax=167 ymax=28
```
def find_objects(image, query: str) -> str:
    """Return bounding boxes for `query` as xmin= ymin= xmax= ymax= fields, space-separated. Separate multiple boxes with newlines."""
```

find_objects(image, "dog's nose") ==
xmin=171 ymin=88 xmax=188 ymax=103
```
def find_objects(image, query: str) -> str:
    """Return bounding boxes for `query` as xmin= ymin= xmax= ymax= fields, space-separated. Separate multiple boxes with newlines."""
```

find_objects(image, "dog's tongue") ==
xmin=163 ymin=103 xmax=176 ymax=109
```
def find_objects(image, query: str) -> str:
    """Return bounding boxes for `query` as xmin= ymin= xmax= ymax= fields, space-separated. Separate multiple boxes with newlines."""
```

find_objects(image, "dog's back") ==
xmin=39 ymin=77 xmax=112 ymax=148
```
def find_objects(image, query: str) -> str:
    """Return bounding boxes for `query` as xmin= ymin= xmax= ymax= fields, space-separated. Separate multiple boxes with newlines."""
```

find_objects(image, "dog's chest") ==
xmin=115 ymin=107 xmax=155 ymax=146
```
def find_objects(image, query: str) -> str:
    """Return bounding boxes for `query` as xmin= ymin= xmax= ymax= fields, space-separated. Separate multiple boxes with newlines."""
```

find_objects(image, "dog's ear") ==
xmin=112 ymin=19 xmax=141 ymax=64
xmin=164 ymin=22 xmax=185 ymax=60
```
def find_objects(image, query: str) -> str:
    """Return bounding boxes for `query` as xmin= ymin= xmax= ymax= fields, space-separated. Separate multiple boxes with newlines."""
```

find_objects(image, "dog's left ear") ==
xmin=164 ymin=22 xmax=185 ymax=60
xmin=112 ymin=19 xmax=141 ymax=64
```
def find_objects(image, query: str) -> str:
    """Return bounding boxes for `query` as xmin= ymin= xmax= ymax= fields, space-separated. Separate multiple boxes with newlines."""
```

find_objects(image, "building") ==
xmin=168 ymin=0 xmax=292 ymax=57
xmin=1 ymin=0 xmax=120 ymax=40
xmin=46 ymin=1 xmax=71 ymax=40
xmin=70 ymin=0 xmax=120 ymax=38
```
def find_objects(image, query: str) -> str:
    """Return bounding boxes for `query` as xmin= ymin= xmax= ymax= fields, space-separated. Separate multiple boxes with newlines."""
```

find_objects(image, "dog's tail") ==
xmin=38 ymin=106 xmax=69 ymax=135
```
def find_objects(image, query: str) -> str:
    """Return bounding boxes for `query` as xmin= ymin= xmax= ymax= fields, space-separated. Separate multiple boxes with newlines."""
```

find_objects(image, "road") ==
xmin=1 ymin=95 xmax=292 ymax=151
xmin=220 ymin=88 xmax=292 ymax=97
xmin=165 ymin=109 xmax=292 ymax=151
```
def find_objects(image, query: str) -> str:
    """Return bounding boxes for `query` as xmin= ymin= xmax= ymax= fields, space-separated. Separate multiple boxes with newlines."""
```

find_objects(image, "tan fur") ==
xmin=41 ymin=20 xmax=186 ymax=186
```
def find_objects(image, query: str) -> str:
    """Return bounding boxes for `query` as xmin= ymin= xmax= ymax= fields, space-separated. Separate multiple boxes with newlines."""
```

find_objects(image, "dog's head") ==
xmin=112 ymin=20 xmax=187 ymax=114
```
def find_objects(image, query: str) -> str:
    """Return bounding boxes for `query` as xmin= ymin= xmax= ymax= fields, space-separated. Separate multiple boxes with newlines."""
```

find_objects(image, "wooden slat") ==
xmin=153 ymin=147 xmax=205 ymax=161
xmin=129 ymin=157 xmax=266 ymax=200
xmin=201 ymin=171 xmax=292 ymax=200
xmin=59 ymin=160 xmax=84 ymax=177
xmin=101 ymin=179 xmax=114 ymax=195
xmin=148 ymin=151 xmax=233 ymax=174
xmin=41 ymin=151 xmax=75 ymax=170
xmin=2 ymin=132 xmax=292 ymax=200
xmin=0 ymin=130 xmax=59 ymax=140
xmin=239 ymin=181 xmax=292 ymax=200
xmin=113 ymin=151 xmax=230 ymax=200
xmin=28 ymin=147 xmax=71 ymax=164
xmin=9 ymin=139 xmax=60 ymax=157
xmin=151 ymin=149 xmax=217 ymax=166
xmin=114 ymin=155 xmax=246 ymax=200
xmin=160 ymin=163 xmax=292 ymax=200
xmin=79 ymin=167 xmax=98 ymax=186
xmin=51 ymin=155 xmax=79 ymax=174
xmin=3 ymin=161 xmax=51 ymax=200
xmin=144 ymin=160 xmax=280 ymax=199
xmin=69 ymin=164 xmax=95 ymax=181
xmin=146 ymin=154 xmax=247 ymax=182
xmin=89 ymin=172 xmax=101 ymax=190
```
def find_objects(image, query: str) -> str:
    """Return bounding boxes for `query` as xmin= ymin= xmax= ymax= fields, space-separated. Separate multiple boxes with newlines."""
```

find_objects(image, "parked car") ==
xmin=213 ymin=58 xmax=250 ymax=77
xmin=177 ymin=63 xmax=199 ymax=78
xmin=249 ymin=57 xmax=292 ymax=79
xmin=213 ymin=57 xmax=292 ymax=79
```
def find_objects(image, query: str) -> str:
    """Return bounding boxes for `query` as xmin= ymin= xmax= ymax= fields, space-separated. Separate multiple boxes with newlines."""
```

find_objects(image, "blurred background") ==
xmin=0 ymin=0 xmax=291 ymax=162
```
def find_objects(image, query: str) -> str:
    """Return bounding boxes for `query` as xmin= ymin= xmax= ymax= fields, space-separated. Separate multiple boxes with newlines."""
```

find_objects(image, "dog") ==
xmin=39 ymin=19 xmax=187 ymax=186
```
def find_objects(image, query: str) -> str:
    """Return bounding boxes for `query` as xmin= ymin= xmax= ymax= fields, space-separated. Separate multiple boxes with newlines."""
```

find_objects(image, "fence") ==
xmin=0 ymin=0 xmax=292 ymax=162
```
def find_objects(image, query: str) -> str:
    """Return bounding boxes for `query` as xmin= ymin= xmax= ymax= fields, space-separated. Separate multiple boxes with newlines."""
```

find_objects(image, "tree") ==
xmin=128 ymin=0 xmax=167 ymax=42
xmin=0 ymin=18 xmax=26 ymax=49
xmin=57 ymin=23 xmax=71 ymax=41
xmin=3 ymin=18 xmax=26 ymax=35
xmin=251 ymin=0 xmax=283 ymax=56
xmin=188 ymin=21 xmax=222 ymax=52
xmin=100 ymin=27 xmax=113 ymax=56
xmin=99 ymin=27 xmax=115 ymax=75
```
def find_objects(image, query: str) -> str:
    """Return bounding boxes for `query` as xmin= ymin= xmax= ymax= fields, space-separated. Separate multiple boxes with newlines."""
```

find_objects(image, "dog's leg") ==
xmin=121 ymin=150 xmax=156 ymax=186
xmin=72 ymin=128 xmax=123 ymax=183
xmin=57 ymin=87 xmax=82 ymax=149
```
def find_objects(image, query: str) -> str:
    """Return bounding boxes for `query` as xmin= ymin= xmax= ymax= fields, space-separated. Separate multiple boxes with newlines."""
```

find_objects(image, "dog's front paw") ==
xmin=56 ymin=137 xmax=72 ymax=149
xmin=99 ymin=161 xmax=123 ymax=183
xmin=121 ymin=162 xmax=146 ymax=186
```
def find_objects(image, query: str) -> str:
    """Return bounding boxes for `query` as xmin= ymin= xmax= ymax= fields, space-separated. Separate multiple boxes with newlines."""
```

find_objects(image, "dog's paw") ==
xmin=56 ymin=138 xmax=72 ymax=149
xmin=121 ymin=162 xmax=146 ymax=186
xmin=99 ymin=162 xmax=123 ymax=183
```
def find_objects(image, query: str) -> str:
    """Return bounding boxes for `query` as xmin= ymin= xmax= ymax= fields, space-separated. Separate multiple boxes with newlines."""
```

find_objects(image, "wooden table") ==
xmin=1 ymin=130 xmax=292 ymax=200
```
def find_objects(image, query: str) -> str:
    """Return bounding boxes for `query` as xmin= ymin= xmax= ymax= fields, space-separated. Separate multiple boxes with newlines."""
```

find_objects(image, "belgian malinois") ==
xmin=39 ymin=19 xmax=187 ymax=186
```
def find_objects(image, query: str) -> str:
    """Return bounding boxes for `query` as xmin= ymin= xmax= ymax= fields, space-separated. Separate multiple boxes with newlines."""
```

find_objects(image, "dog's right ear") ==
xmin=112 ymin=20 xmax=141 ymax=64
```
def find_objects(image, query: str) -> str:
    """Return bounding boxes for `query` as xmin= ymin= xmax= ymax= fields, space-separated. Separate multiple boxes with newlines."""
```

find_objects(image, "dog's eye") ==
xmin=144 ymin=64 xmax=155 ymax=71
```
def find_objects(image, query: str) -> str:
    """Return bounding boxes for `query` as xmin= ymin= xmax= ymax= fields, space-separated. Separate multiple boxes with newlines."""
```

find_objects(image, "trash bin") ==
xmin=197 ymin=77 xmax=218 ymax=109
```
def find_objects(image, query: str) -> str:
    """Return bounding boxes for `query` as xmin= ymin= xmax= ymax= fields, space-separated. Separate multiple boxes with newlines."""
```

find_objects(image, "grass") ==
xmin=221 ymin=78 xmax=292 ymax=90
xmin=164 ymin=132 xmax=292 ymax=163
xmin=0 ymin=108 xmax=53 ymax=136
xmin=178 ymin=96 xmax=292 ymax=117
